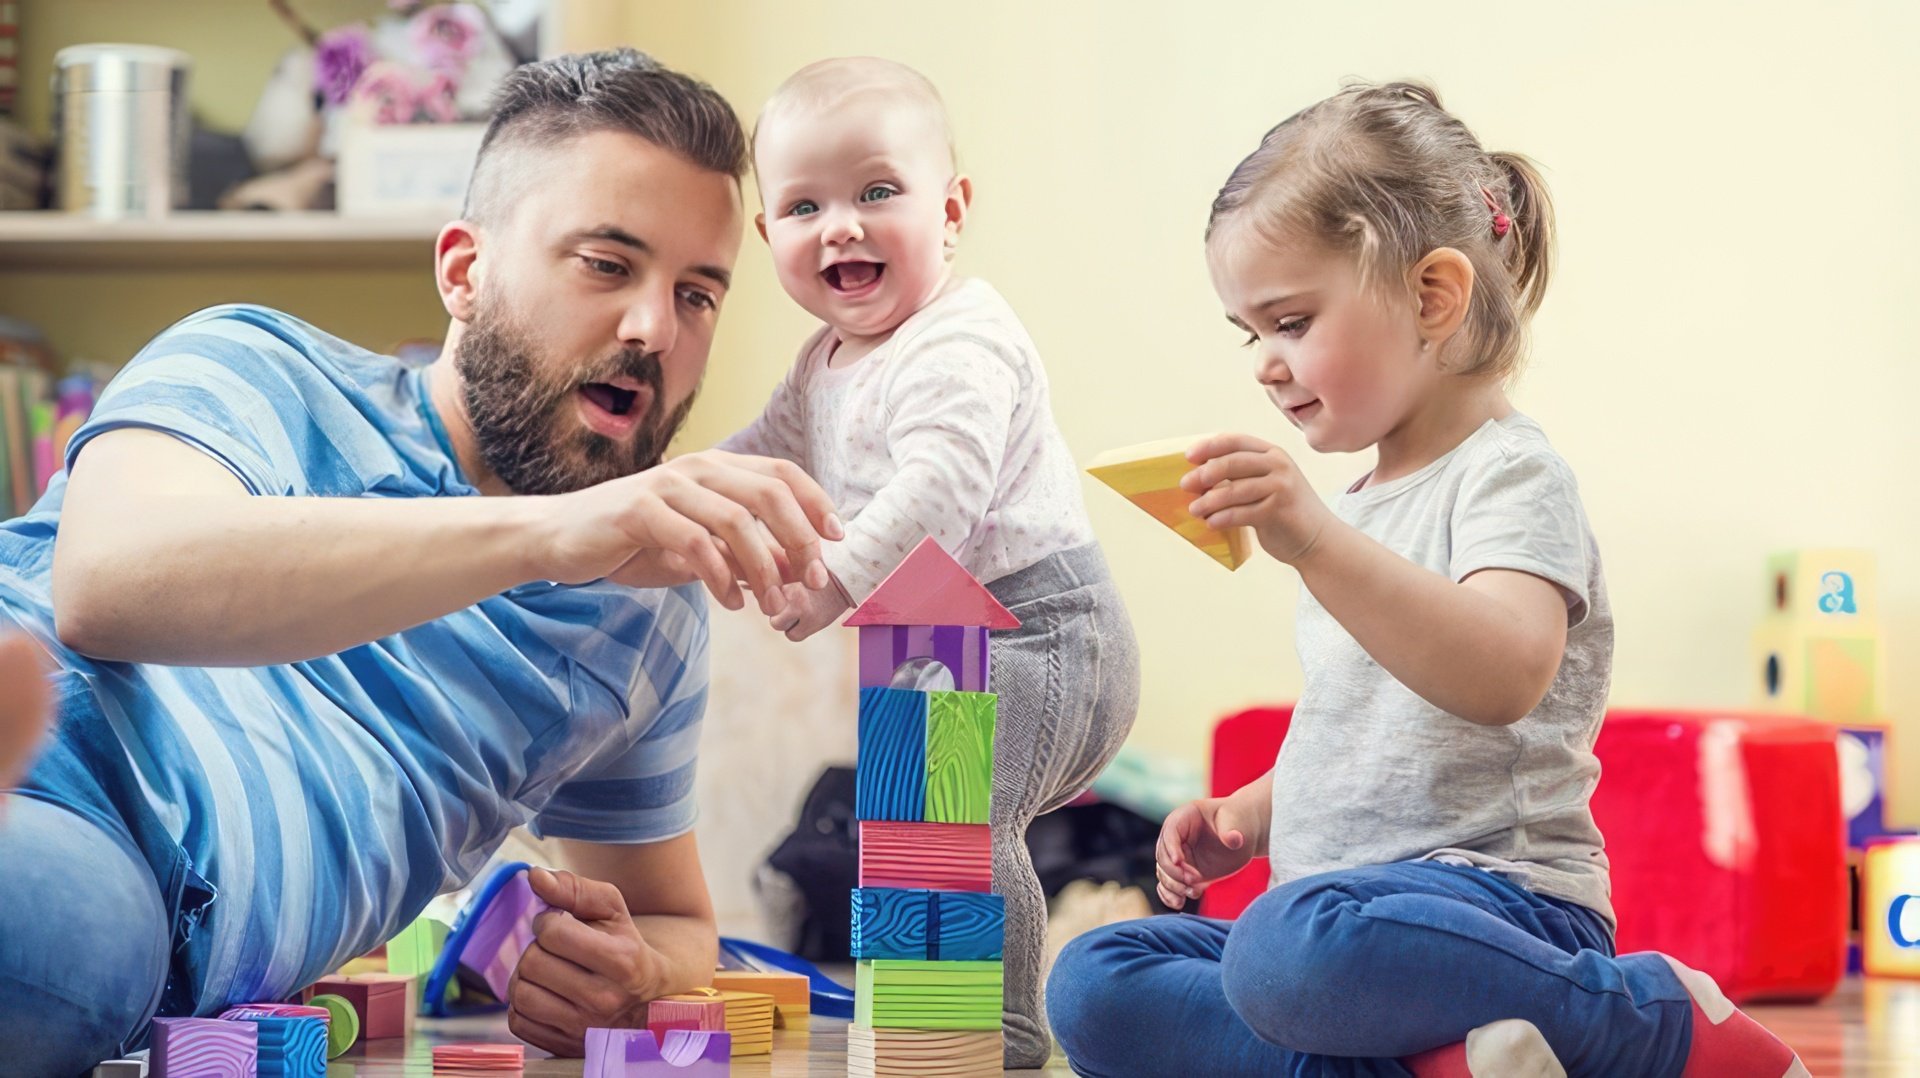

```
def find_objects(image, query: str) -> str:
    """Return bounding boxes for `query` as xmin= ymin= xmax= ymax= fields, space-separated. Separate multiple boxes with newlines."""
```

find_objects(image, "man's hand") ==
xmin=1180 ymin=434 xmax=1333 ymax=566
xmin=1155 ymin=796 xmax=1263 ymax=911
xmin=767 ymin=577 xmax=853 ymax=642
xmin=542 ymin=450 xmax=845 ymax=617
xmin=0 ymin=634 xmax=50 ymax=791
xmin=506 ymin=867 xmax=672 ymax=1056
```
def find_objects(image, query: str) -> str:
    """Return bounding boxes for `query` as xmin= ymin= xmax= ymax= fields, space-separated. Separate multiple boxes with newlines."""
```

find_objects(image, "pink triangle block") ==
xmin=844 ymin=537 xmax=1020 ymax=630
xmin=585 ymin=1027 xmax=732 ymax=1077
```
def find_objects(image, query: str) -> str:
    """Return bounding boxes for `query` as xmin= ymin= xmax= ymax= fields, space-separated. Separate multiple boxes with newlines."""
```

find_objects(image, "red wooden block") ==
xmin=305 ymin=974 xmax=410 ymax=1040
xmin=647 ymin=996 xmax=726 ymax=1032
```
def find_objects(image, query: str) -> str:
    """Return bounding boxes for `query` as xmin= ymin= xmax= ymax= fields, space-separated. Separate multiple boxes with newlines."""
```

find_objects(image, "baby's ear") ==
xmin=944 ymin=175 xmax=974 ymax=257
xmin=754 ymin=212 xmax=769 ymax=244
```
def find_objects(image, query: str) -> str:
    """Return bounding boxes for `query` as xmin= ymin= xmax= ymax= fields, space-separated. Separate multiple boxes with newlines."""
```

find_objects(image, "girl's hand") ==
xmin=1155 ymin=796 xmax=1261 ymax=911
xmin=1181 ymin=434 xmax=1333 ymax=565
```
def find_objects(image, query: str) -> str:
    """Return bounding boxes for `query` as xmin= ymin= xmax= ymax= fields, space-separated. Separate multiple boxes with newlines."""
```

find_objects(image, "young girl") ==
xmin=1045 ymin=83 xmax=1806 ymax=1078
xmin=720 ymin=58 xmax=1140 ymax=1068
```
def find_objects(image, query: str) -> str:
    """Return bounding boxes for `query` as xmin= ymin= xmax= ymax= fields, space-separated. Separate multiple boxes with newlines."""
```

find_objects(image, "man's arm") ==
xmin=506 ymin=833 xmax=719 ymax=1056
xmin=53 ymin=429 xmax=840 ymax=666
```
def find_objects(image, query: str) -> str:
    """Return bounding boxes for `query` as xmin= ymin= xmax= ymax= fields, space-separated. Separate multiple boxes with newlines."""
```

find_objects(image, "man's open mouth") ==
xmin=580 ymin=382 xmax=639 ymax=417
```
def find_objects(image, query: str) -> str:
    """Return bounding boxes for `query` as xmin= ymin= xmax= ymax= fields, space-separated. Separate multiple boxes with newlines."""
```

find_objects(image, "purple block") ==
xmin=151 ymin=1017 xmax=258 ymax=1078
xmin=1840 ymin=725 xmax=1889 ymax=849
xmin=585 ymin=1027 xmax=731 ymax=1077
xmin=458 ymin=869 xmax=551 ymax=1000
xmin=860 ymin=623 xmax=990 ymax=693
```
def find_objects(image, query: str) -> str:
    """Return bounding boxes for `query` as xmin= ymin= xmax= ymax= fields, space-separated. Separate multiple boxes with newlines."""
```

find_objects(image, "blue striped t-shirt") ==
xmin=0 ymin=304 xmax=710 ymax=1014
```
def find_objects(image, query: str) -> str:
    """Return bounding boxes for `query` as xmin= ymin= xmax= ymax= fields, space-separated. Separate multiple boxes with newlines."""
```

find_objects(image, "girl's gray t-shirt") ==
xmin=1268 ymin=412 xmax=1616 ymax=923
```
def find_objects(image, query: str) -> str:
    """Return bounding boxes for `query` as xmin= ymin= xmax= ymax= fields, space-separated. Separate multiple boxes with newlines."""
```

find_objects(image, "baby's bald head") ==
xmin=753 ymin=57 xmax=956 ymax=181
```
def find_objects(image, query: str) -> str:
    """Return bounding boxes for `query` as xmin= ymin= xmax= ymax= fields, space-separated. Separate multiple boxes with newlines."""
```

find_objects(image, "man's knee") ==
xmin=0 ymin=796 xmax=170 ymax=1074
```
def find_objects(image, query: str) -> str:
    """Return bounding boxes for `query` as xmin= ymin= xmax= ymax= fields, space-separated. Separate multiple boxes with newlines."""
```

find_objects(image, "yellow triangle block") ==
xmin=1087 ymin=436 xmax=1254 ymax=570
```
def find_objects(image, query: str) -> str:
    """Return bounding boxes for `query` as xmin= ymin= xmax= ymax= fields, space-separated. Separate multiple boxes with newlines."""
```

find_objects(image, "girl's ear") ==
xmin=1411 ymin=247 xmax=1474 ymax=352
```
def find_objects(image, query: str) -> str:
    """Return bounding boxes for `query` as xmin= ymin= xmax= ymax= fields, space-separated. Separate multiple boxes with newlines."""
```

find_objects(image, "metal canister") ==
xmin=52 ymin=44 xmax=191 ymax=218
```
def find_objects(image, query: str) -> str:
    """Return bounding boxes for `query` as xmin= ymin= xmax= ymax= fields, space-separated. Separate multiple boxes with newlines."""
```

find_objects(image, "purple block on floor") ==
xmin=585 ymin=1026 xmax=732 ymax=1077
xmin=150 ymin=1017 xmax=258 ymax=1078
xmin=458 ymin=868 xmax=551 ymax=1000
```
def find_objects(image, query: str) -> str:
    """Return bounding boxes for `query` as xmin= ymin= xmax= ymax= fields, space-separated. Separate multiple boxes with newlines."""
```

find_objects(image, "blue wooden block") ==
xmin=853 ymin=887 xmax=1005 ymax=961
xmin=856 ymin=688 xmax=927 ymax=822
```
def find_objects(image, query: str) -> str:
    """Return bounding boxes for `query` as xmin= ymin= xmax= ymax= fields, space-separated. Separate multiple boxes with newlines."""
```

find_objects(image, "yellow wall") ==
xmin=611 ymin=0 xmax=1920 ymax=822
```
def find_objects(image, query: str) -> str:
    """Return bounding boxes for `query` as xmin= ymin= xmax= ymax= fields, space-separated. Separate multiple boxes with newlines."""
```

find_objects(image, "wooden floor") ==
xmin=323 ymin=977 xmax=1920 ymax=1076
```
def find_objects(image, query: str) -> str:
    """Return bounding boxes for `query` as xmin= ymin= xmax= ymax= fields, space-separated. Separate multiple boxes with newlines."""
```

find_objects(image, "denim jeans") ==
xmin=1046 ymin=860 xmax=1696 ymax=1077
xmin=0 ymin=794 xmax=171 ymax=1077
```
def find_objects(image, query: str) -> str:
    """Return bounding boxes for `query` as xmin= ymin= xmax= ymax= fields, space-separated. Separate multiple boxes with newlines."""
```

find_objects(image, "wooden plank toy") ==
xmin=149 ymin=1017 xmax=257 ymax=1078
xmin=586 ymin=1027 xmax=732 ymax=1077
xmin=924 ymin=691 xmax=994 ymax=824
xmin=855 ymin=959 xmax=1004 ymax=1030
xmin=853 ymin=888 xmax=1006 ymax=962
xmin=647 ymin=994 xmax=727 ymax=1033
xmin=856 ymin=687 xmax=929 ymax=822
xmin=709 ymin=969 xmax=810 ymax=1027
xmin=654 ymin=988 xmax=773 ymax=1056
xmin=848 ymin=1026 xmax=1003 ymax=1078
xmin=858 ymin=821 xmax=992 ymax=892
xmin=1086 ymin=435 xmax=1254 ymax=570
xmin=431 ymin=1043 xmax=525 ymax=1073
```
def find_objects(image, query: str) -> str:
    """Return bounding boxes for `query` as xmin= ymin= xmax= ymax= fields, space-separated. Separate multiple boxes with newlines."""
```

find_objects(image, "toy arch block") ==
xmin=1862 ymin=837 xmax=1920 ymax=979
xmin=1086 ymin=435 xmax=1255 ymax=570
xmin=1768 ymin=548 xmax=1876 ymax=621
xmin=846 ymin=537 xmax=1018 ymax=696
xmin=585 ymin=1027 xmax=731 ymax=1077
xmin=1752 ymin=620 xmax=1884 ymax=725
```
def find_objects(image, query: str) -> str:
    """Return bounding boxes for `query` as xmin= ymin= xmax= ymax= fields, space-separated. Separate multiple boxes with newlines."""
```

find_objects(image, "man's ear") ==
xmin=1411 ymin=247 xmax=1474 ymax=353
xmin=435 ymin=220 xmax=483 ymax=323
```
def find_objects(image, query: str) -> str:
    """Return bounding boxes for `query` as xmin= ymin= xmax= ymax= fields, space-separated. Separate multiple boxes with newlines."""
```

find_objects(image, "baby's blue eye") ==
xmin=789 ymin=200 xmax=818 ymax=217
xmin=860 ymin=186 xmax=896 ymax=203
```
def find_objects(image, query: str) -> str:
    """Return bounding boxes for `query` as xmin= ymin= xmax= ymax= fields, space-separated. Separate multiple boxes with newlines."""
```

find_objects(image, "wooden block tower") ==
xmin=1752 ymin=548 xmax=1917 ymax=975
xmin=845 ymin=537 xmax=1014 ymax=1078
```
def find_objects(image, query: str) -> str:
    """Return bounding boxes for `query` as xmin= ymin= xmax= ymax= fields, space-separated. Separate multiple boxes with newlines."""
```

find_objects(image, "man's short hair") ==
xmin=464 ymin=49 xmax=747 ymax=224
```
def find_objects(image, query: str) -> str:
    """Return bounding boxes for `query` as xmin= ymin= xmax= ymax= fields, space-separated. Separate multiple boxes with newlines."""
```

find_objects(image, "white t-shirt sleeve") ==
xmin=1448 ymin=446 xmax=1594 ymax=627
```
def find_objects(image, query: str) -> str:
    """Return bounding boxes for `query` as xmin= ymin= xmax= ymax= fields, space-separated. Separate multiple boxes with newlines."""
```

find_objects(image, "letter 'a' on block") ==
xmin=857 ymin=687 xmax=929 ymax=822
xmin=1768 ymin=548 xmax=1876 ymax=621
xmin=924 ymin=691 xmax=995 ymax=825
xmin=1086 ymin=435 xmax=1254 ymax=570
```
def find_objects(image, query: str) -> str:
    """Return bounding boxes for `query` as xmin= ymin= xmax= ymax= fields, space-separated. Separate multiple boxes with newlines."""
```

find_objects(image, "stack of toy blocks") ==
xmin=846 ymin=538 xmax=1014 ymax=1078
xmin=1752 ymin=549 xmax=1916 ymax=976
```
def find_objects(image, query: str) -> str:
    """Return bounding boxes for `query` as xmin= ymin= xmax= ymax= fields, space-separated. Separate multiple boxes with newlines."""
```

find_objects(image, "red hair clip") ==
xmin=1481 ymin=185 xmax=1511 ymax=238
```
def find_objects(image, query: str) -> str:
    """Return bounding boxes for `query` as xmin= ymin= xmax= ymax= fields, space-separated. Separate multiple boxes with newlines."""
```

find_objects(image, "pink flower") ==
xmin=409 ymin=3 xmax=485 ymax=75
xmin=348 ymin=61 xmax=421 ymax=125
xmin=313 ymin=24 xmax=374 ymax=106
xmin=417 ymin=72 xmax=460 ymax=124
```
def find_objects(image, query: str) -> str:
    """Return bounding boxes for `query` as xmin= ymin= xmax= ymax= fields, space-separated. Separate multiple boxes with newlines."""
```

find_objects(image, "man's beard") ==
xmin=454 ymin=297 xmax=697 ymax=495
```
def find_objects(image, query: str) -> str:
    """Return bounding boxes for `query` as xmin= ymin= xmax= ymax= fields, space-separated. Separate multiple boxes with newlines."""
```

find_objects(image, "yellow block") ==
xmin=1087 ymin=436 xmax=1254 ymax=570
xmin=1767 ymin=549 xmax=1876 ymax=621
xmin=1752 ymin=620 xmax=1883 ymax=724
xmin=1862 ymin=839 xmax=1920 ymax=979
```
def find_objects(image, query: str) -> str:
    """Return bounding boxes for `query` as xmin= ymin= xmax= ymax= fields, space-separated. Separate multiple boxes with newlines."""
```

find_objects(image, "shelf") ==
xmin=0 ymin=211 xmax=445 ymax=271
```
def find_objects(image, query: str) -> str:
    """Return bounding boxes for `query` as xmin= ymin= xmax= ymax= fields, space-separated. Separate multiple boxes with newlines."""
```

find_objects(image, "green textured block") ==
xmin=856 ymin=960 xmax=1003 ymax=1030
xmin=924 ymin=691 xmax=995 ymax=824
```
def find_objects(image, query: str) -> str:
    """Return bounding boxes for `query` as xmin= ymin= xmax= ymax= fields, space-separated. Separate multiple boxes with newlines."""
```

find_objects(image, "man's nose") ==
xmin=617 ymin=284 xmax=677 ymax=357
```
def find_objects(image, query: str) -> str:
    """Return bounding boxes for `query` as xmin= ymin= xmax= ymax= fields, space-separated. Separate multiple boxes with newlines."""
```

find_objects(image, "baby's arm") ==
xmin=1185 ymin=435 xmax=1566 ymax=726
xmin=715 ymin=362 xmax=806 ymax=465
xmin=822 ymin=336 xmax=1018 ymax=602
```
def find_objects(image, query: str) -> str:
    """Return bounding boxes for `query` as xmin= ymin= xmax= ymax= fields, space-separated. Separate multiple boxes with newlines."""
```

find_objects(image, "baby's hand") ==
xmin=767 ymin=578 xmax=853 ymax=642
xmin=1181 ymin=434 xmax=1332 ymax=566
xmin=1156 ymin=796 xmax=1259 ymax=910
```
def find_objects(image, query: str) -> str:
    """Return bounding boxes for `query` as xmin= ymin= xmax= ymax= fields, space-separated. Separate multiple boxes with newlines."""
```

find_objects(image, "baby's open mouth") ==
xmin=822 ymin=261 xmax=884 ymax=293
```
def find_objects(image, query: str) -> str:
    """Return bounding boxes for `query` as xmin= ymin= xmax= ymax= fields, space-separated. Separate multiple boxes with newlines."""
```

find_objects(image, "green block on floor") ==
xmin=924 ymin=691 xmax=995 ymax=824
xmin=387 ymin=916 xmax=448 ymax=977
xmin=856 ymin=959 xmax=1004 ymax=1030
